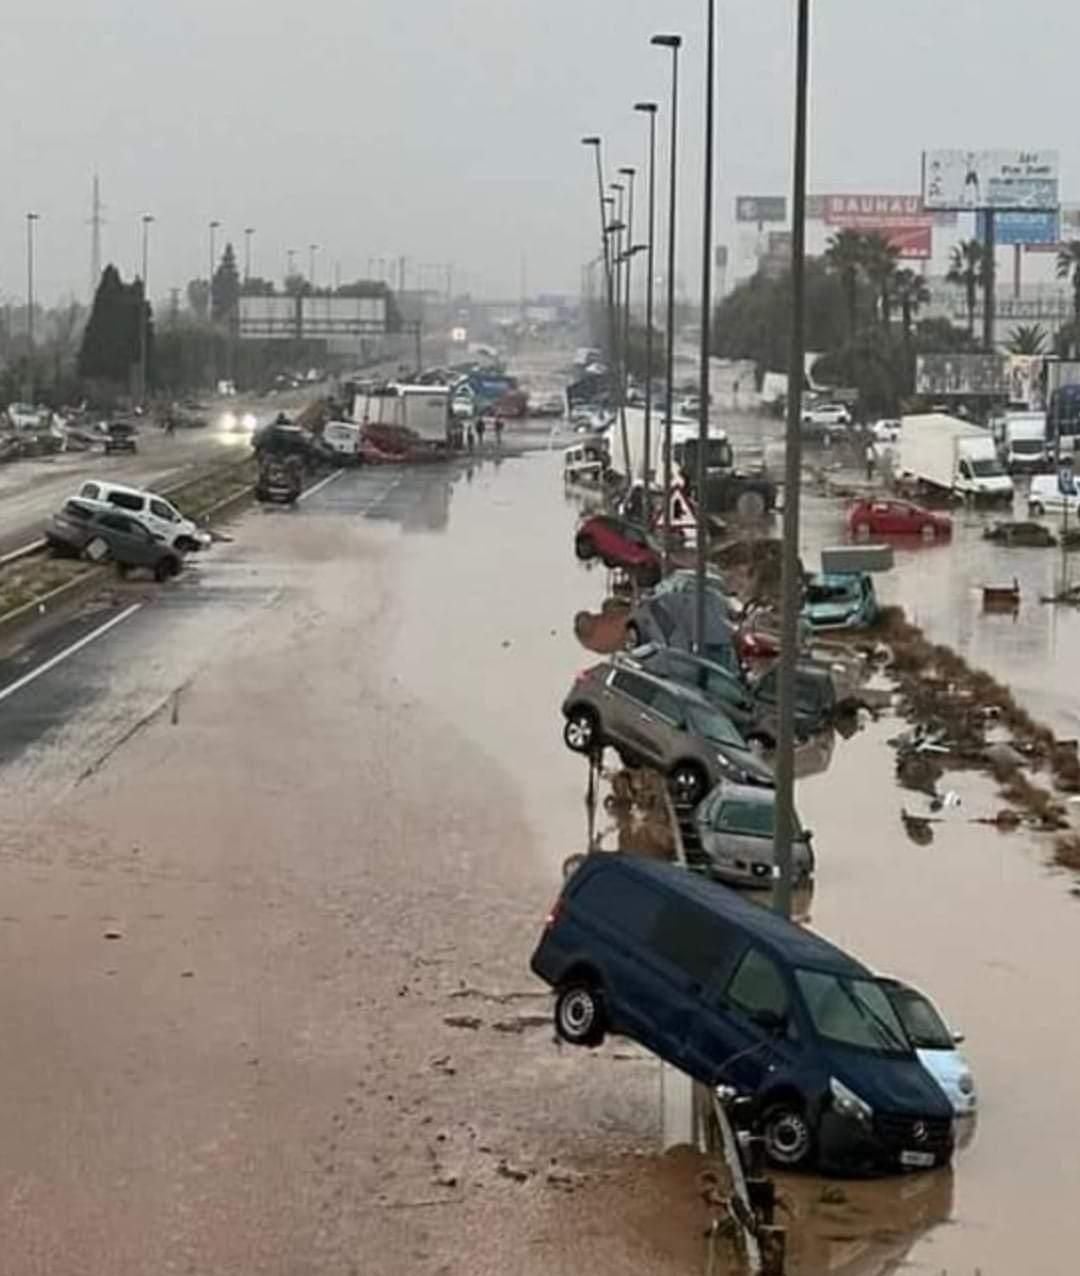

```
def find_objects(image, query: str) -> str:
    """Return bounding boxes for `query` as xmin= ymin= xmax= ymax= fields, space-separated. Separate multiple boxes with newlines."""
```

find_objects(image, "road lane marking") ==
xmin=0 ymin=603 xmax=143 ymax=707
xmin=298 ymin=468 xmax=345 ymax=503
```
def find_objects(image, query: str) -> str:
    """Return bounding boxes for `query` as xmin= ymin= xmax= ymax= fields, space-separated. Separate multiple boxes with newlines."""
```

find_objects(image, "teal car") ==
xmin=802 ymin=572 xmax=878 ymax=632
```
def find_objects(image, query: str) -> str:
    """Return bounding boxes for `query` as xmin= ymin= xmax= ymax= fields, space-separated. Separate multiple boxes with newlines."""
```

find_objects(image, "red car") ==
xmin=574 ymin=514 xmax=662 ymax=586
xmin=847 ymin=498 xmax=951 ymax=539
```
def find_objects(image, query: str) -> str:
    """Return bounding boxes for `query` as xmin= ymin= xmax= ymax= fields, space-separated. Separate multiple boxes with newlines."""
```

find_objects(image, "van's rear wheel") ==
xmin=555 ymin=982 xmax=605 ymax=1047
xmin=762 ymin=1102 xmax=814 ymax=1168
xmin=563 ymin=707 xmax=599 ymax=754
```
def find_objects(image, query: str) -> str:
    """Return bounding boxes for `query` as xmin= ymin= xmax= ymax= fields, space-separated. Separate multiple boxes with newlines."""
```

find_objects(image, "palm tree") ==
xmin=946 ymin=240 xmax=987 ymax=337
xmin=861 ymin=234 xmax=901 ymax=328
xmin=893 ymin=268 xmax=931 ymax=343
xmin=824 ymin=229 xmax=866 ymax=337
xmin=1056 ymin=242 xmax=1080 ymax=329
xmin=1006 ymin=323 xmax=1048 ymax=355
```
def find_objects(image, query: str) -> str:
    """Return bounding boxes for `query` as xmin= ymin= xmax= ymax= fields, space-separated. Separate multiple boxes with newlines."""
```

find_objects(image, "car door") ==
xmin=607 ymin=669 xmax=667 ymax=760
xmin=686 ymin=945 xmax=801 ymax=1091
xmin=97 ymin=512 xmax=152 ymax=564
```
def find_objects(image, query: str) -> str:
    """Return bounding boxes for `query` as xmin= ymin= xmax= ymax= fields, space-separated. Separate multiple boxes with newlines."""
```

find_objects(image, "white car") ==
xmin=802 ymin=402 xmax=852 ymax=430
xmin=7 ymin=402 xmax=47 ymax=431
xmin=1028 ymin=472 xmax=1080 ymax=517
xmin=75 ymin=480 xmax=210 ymax=552
xmin=880 ymin=977 xmax=976 ymax=1116
xmin=871 ymin=418 xmax=901 ymax=443
xmin=322 ymin=420 xmax=362 ymax=460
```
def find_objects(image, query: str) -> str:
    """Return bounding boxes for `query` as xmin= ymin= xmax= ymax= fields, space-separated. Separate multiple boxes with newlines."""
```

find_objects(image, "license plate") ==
xmin=900 ymin=1150 xmax=935 ymax=1169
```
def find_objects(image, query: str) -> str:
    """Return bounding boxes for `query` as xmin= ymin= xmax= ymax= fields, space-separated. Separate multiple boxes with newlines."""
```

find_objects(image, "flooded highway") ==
xmin=1 ymin=423 xmax=1079 ymax=1273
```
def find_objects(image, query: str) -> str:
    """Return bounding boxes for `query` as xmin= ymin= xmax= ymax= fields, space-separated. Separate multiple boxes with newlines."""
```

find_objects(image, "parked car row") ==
xmin=547 ymin=487 xmax=975 ymax=1178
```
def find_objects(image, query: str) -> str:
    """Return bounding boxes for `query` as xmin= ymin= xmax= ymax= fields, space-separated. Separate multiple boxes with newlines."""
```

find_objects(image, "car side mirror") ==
xmin=952 ymin=1030 xmax=965 ymax=1045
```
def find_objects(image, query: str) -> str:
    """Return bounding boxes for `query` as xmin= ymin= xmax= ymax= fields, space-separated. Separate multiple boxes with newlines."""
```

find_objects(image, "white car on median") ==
xmin=76 ymin=480 xmax=210 ymax=552
xmin=1028 ymin=472 xmax=1080 ymax=517
xmin=802 ymin=402 xmax=852 ymax=432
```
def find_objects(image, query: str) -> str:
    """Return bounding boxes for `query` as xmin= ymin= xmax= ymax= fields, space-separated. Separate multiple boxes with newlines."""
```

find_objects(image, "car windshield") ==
xmin=796 ymin=969 xmax=911 ymax=1055
xmin=805 ymin=579 xmax=858 ymax=606
xmin=684 ymin=704 xmax=747 ymax=750
xmin=969 ymin=456 xmax=1005 ymax=477
xmin=883 ymin=984 xmax=954 ymax=1050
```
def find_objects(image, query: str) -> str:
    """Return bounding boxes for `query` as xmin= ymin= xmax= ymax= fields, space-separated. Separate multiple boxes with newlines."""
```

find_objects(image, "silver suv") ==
xmin=561 ymin=662 xmax=774 ymax=806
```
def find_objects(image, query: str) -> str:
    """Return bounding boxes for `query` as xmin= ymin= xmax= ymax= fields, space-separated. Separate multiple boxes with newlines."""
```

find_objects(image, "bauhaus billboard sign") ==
xmin=824 ymin=194 xmax=933 ymax=259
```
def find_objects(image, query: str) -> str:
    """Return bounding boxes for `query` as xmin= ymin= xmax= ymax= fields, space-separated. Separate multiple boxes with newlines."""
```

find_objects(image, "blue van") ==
xmin=530 ymin=855 xmax=955 ymax=1174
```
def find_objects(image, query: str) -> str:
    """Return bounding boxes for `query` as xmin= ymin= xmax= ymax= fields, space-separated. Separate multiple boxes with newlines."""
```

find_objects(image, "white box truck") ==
xmin=354 ymin=385 xmax=450 ymax=445
xmin=898 ymin=413 xmax=1013 ymax=504
xmin=1000 ymin=412 xmax=1048 ymax=473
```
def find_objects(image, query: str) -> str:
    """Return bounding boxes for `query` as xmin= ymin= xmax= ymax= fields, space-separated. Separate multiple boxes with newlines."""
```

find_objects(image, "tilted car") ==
xmin=802 ymin=572 xmax=878 ymax=631
xmin=76 ymin=480 xmax=209 ymax=552
xmin=561 ymin=661 xmax=774 ymax=805
xmin=693 ymin=781 xmax=814 ymax=888
xmin=624 ymin=643 xmax=760 ymax=737
xmin=46 ymin=500 xmax=184 ymax=580
xmin=878 ymin=977 xmax=976 ymax=1117
xmin=574 ymin=514 xmax=662 ymax=586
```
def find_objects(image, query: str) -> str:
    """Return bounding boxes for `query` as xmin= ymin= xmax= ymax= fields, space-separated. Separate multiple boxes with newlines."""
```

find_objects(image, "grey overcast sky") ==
xmin=4 ymin=0 xmax=1080 ymax=306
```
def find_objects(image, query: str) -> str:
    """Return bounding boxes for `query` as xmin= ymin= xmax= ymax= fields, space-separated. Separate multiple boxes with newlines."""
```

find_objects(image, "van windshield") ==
xmin=882 ymin=984 xmax=954 ymax=1051
xmin=969 ymin=456 xmax=1005 ymax=477
xmin=796 ymin=969 xmax=911 ymax=1055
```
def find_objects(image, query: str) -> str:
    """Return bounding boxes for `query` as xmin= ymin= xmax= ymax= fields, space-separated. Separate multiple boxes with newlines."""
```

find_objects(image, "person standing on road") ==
xmin=466 ymin=424 xmax=475 ymax=453
xmin=476 ymin=416 xmax=486 ymax=447
xmin=865 ymin=440 xmax=875 ymax=482
xmin=494 ymin=415 xmax=504 ymax=446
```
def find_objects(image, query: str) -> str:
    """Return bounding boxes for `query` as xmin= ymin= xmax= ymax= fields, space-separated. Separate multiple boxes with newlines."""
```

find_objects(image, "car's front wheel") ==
xmin=554 ymin=982 xmax=605 ymax=1047
xmin=761 ymin=1101 xmax=815 ymax=1169
xmin=563 ymin=707 xmax=599 ymax=754
xmin=1030 ymin=501 xmax=1045 ymax=516
xmin=575 ymin=533 xmax=596 ymax=561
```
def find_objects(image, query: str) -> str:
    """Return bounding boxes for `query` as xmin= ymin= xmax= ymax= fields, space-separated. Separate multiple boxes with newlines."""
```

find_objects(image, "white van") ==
xmin=1028 ymin=472 xmax=1080 ymax=518
xmin=76 ymin=480 xmax=209 ymax=552
xmin=563 ymin=443 xmax=606 ymax=486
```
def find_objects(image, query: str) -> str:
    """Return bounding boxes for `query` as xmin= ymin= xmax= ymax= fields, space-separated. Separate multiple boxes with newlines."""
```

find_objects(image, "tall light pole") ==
xmin=609 ymin=183 xmax=625 ymax=352
xmin=287 ymin=249 xmax=298 ymax=279
xmin=309 ymin=243 xmax=318 ymax=287
xmin=652 ymin=33 xmax=682 ymax=568
xmin=26 ymin=212 xmax=39 ymax=350
xmin=635 ymin=103 xmax=659 ymax=521
xmin=244 ymin=227 xmax=255 ymax=282
xmin=773 ymin=0 xmax=812 ymax=920
xmin=582 ymin=136 xmax=630 ymax=474
xmin=618 ymin=165 xmax=637 ymax=444
xmin=139 ymin=214 xmax=154 ymax=404
xmin=694 ymin=0 xmax=718 ymax=653
xmin=209 ymin=220 xmax=221 ymax=301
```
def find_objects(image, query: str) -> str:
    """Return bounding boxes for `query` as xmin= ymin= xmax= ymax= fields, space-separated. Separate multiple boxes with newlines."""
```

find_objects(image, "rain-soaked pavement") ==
xmin=1 ymin=410 xmax=1079 ymax=1274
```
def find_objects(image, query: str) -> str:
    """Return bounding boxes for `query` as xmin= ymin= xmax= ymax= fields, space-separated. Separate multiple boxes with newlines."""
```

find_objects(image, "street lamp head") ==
xmin=610 ymin=183 xmax=624 ymax=193
xmin=142 ymin=214 xmax=155 ymax=225
xmin=618 ymin=166 xmax=636 ymax=178
xmin=581 ymin=135 xmax=601 ymax=147
xmin=651 ymin=33 xmax=682 ymax=48
xmin=634 ymin=101 xmax=658 ymax=114
xmin=605 ymin=220 xmax=626 ymax=235
xmin=27 ymin=211 xmax=39 ymax=222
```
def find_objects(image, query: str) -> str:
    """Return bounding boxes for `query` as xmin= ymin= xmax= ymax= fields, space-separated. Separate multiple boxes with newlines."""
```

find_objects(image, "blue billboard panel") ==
xmin=976 ymin=209 xmax=1060 ymax=245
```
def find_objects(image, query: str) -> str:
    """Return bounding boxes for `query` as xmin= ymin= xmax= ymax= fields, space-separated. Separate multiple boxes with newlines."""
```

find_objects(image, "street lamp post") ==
xmin=209 ymin=220 xmax=221 ymax=309
xmin=694 ymin=0 xmax=718 ymax=654
xmin=139 ymin=214 xmax=154 ymax=404
xmin=582 ymin=136 xmax=630 ymax=474
xmin=772 ymin=0 xmax=812 ymax=920
xmin=309 ymin=243 xmax=318 ymax=288
xmin=652 ymin=33 xmax=682 ymax=569
xmin=25 ymin=212 xmax=39 ymax=402
xmin=618 ymin=165 xmax=637 ymax=456
xmin=635 ymin=102 xmax=659 ymax=522
xmin=244 ymin=227 xmax=255 ymax=282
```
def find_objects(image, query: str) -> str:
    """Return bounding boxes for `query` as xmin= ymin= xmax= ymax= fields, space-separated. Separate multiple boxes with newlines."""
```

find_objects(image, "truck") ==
xmin=898 ymin=413 xmax=1013 ymax=505
xmin=998 ymin=412 xmax=1048 ymax=473
xmin=353 ymin=384 xmax=451 ymax=456
xmin=606 ymin=408 xmax=777 ymax=518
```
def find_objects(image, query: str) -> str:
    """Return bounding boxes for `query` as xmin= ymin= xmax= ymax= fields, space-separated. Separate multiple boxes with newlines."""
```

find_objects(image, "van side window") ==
xmin=108 ymin=490 xmax=144 ymax=512
xmin=149 ymin=498 xmax=178 ymax=521
xmin=651 ymin=688 xmax=684 ymax=725
xmin=726 ymin=948 xmax=790 ymax=1024
xmin=81 ymin=482 xmax=100 ymax=500
xmin=573 ymin=871 xmax=659 ymax=940
xmin=610 ymin=670 xmax=655 ymax=707
xmin=651 ymin=900 xmax=739 ymax=984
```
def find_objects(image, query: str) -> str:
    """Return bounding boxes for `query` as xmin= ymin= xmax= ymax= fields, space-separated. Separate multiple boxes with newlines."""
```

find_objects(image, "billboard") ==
xmin=823 ymin=194 xmax=932 ymax=259
xmin=922 ymin=150 xmax=1059 ymax=210
xmin=238 ymin=294 xmax=386 ymax=340
xmin=915 ymin=354 xmax=1010 ymax=397
xmin=975 ymin=209 xmax=1060 ymax=245
xmin=735 ymin=195 xmax=786 ymax=223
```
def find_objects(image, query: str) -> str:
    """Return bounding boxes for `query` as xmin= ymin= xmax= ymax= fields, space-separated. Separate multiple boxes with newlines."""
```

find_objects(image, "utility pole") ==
xmin=244 ymin=227 xmax=255 ymax=283
xmin=139 ymin=214 xmax=154 ymax=405
xmin=398 ymin=255 xmax=407 ymax=293
xmin=982 ymin=210 xmax=996 ymax=351
xmin=773 ymin=0 xmax=811 ymax=919
xmin=309 ymin=243 xmax=318 ymax=287
xmin=26 ymin=212 xmax=39 ymax=349
xmin=619 ymin=166 xmax=637 ymax=440
xmin=636 ymin=103 xmax=658 ymax=524
xmin=90 ymin=174 xmax=103 ymax=300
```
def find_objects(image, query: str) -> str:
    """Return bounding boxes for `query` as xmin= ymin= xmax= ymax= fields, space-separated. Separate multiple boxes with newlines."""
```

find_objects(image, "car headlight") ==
xmin=222 ymin=411 xmax=238 ymax=430
xmin=957 ymin=1073 xmax=975 ymax=1096
xmin=242 ymin=412 xmax=257 ymax=431
xmin=829 ymin=1077 xmax=873 ymax=1124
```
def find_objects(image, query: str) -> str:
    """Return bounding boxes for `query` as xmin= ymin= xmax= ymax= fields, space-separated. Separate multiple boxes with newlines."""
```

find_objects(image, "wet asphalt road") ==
xmin=3 ymin=406 xmax=1080 ymax=1273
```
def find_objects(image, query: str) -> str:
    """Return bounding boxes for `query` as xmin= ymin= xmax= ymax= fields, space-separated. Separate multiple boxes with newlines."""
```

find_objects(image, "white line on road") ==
xmin=0 ymin=603 xmax=142 ymax=707
xmin=298 ymin=468 xmax=345 ymax=503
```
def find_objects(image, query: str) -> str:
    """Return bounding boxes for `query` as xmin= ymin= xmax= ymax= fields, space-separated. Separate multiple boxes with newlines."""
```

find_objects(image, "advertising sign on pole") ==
xmin=915 ymin=354 xmax=1010 ymax=397
xmin=976 ymin=210 xmax=1059 ymax=246
xmin=823 ymin=194 xmax=932 ymax=259
xmin=922 ymin=150 xmax=1059 ymax=210
xmin=735 ymin=196 xmax=786 ymax=224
